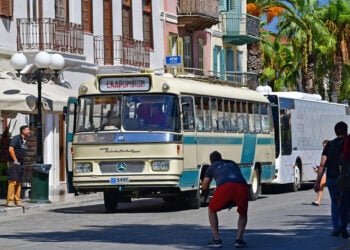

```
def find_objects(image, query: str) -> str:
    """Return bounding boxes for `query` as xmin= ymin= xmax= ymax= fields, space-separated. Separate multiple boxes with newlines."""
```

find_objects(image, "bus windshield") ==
xmin=76 ymin=94 xmax=180 ymax=132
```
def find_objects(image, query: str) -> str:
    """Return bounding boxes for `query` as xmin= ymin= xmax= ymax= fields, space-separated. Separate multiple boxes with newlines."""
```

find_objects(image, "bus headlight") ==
xmin=152 ymin=160 xmax=169 ymax=171
xmin=75 ymin=163 xmax=93 ymax=173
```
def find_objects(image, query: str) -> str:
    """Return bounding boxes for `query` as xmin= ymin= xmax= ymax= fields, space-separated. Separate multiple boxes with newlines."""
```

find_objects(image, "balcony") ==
xmin=94 ymin=36 xmax=150 ymax=68
xmin=16 ymin=18 xmax=83 ymax=54
xmin=177 ymin=0 xmax=219 ymax=31
xmin=221 ymin=13 xmax=260 ymax=45
xmin=182 ymin=68 xmax=258 ymax=89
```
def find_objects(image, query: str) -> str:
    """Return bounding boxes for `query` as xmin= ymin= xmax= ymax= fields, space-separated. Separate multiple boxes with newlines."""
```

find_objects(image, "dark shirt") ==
xmin=205 ymin=159 xmax=248 ymax=187
xmin=8 ymin=135 xmax=27 ymax=165
xmin=323 ymin=137 xmax=344 ymax=178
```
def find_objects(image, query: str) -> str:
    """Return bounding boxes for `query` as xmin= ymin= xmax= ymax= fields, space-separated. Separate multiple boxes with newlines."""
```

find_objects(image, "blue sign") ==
xmin=165 ymin=56 xmax=181 ymax=65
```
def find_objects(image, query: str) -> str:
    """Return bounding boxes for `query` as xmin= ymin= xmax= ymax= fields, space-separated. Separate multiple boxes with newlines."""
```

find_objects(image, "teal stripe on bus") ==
xmin=178 ymin=169 xmax=199 ymax=189
xmin=240 ymin=134 xmax=257 ymax=164
xmin=257 ymin=137 xmax=275 ymax=145
xmin=183 ymin=136 xmax=243 ymax=145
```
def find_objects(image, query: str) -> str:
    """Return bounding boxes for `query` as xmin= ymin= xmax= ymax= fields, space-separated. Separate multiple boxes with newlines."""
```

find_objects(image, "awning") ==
xmin=0 ymin=78 xmax=77 ymax=113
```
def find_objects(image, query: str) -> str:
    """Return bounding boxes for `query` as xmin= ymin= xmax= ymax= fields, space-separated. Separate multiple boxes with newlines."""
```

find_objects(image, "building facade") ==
xmin=0 ymin=0 xmax=260 ymax=200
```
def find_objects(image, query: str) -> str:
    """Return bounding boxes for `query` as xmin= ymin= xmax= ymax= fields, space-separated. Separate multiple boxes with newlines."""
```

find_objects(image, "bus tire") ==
xmin=104 ymin=190 xmax=119 ymax=212
xmin=186 ymin=189 xmax=201 ymax=209
xmin=249 ymin=168 xmax=261 ymax=201
xmin=288 ymin=165 xmax=301 ymax=192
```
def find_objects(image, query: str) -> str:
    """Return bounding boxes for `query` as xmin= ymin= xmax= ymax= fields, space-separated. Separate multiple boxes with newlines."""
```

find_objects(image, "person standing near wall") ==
xmin=6 ymin=125 xmax=31 ymax=207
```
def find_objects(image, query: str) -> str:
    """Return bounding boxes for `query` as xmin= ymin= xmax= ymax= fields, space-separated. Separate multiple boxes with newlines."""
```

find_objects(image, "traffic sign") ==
xmin=165 ymin=56 xmax=181 ymax=65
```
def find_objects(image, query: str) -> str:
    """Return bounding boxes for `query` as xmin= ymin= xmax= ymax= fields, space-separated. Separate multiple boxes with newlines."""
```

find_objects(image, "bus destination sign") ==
xmin=99 ymin=76 xmax=151 ymax=92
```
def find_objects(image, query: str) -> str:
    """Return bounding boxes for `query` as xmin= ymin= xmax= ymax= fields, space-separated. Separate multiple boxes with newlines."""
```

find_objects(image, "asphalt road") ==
xmin=0 ymin=185 xmax=349 ymax=250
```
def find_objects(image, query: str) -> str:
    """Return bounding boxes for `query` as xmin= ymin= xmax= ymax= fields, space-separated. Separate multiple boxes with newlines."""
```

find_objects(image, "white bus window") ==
xmin=181 ymin=96 xmax=195 ymax=131
xmin=195 ymin=97 xmax=204 ymax=131
xmin=261 ymin=104 xmax=270 ymax=133
xmin=217 ymin=99 xmax=225 ymax=132
xmin=203 ymin=97 xmax=211 ymax=131
xmin=254 ymin=103 xmax=261 ymax=133
xmin=211 ymin=98 xmax=218 ymax=132
xmin=248 ymin=102 xmax=255 ymax=133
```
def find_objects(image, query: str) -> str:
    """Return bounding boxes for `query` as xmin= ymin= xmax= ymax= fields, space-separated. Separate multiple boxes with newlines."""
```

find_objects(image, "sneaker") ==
xmin=331 ymin=230 xmax=340 ymax=237
xmin=341 ymin=230 xmax=349 ymax=239
xmin=5 ymin=202 xmax=14 ymax=207
xmin=206 ymin=239 xmax=222 ymax=248
xmin=15 ymin=202 xmax=22 ymax=207
xmin=234 ymin=238 xmax=247 ymax=248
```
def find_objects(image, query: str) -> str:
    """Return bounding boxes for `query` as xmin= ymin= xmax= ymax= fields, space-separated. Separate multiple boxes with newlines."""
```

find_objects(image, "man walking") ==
xmin=316 ymin=121 xmax=348 ymax=238
xmin=202 ymin=151 xmax=249 ymax=248
xmin=6 ymin=125 xmax=31 ymax=207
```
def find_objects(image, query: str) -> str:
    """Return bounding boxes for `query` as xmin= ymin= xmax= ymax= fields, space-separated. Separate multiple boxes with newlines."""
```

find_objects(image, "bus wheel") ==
xmin=249 ymin=168 xmax=261 ymax=201
xmin=104 ymin=190 xmax=119 ymax=212
xmin=186 ymin=189 xmax=201 ymax=209
xmin=288 ymin=165 xmax=301 ymax=192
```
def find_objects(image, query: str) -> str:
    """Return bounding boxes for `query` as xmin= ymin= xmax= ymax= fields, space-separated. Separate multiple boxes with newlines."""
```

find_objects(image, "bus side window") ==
xmin=248 ymin=102 xmax=255 ymax=133
xmin=261 ymin=104 xmax=270 ymax=133
xmin=181 ymin=96 xmax=195 ymax=131
xmin=203 ymin=98 xmax=211 ymax=131
xmin=195 ymin=97 xmax=204 ymax=131
xmin=211 ymin=98 xmax=218 ymax=132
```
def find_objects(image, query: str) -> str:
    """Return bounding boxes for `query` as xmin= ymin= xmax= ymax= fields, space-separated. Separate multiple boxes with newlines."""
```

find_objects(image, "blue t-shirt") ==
xmin=205 ymin=160 xmax=247 ymax=187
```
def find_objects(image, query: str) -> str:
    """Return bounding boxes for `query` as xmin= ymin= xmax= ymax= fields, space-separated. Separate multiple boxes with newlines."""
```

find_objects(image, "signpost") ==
xmin=165 ymin=56 xmax=181 ymax=66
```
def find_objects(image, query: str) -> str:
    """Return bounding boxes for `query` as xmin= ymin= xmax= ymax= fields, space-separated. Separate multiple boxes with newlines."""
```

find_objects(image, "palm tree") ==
xmin=246 ymin=1 xmax=292 ymax=89
xmin=319 ymin=0 xmax=350 ymax=101
xmin=277 ymin=0 xmax=334 ymax=93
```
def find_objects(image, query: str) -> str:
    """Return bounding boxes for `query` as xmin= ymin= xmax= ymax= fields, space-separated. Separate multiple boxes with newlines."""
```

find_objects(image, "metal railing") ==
xmin=177 ymin=0 xmax=219 ymax=19
xmin=221 ymin=13 xmax=260 ymax=38
xmin=178 ymin=67 xmax=258 ymax=89
xmin=17 ymin=18 xmax=83 ymax=54
xmin=94 ymin=35 xmax=150 ymax=68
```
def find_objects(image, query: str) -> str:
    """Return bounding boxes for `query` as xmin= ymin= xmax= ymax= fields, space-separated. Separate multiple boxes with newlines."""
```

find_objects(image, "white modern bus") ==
xmin=65 ymin=73 xmax=276 ymax=211
xmin=258 ymin=88 xmax=350 ymax=191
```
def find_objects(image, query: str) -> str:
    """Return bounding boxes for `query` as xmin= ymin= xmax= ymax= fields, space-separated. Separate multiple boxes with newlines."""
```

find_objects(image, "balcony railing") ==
xmin=177 ymin=0 xmax=219 ymax=31
xmin=221 ymin=13 xmax=260 ymax=45
xmin=94 ymin=36 xmax=150 ymax=68
xmin=17 ymin=18 xmax=83 ymax=54
xmin=182 ymin=67 xmax=258 ymax=89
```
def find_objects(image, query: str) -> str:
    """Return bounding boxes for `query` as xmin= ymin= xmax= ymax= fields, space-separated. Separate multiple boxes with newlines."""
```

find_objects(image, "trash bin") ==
xmin=29 ymin=164 xmax=52 ymax=203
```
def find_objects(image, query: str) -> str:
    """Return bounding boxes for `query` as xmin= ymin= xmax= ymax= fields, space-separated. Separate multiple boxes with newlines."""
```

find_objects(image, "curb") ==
xmin=0 ymin=192 xmax=103 ymax=218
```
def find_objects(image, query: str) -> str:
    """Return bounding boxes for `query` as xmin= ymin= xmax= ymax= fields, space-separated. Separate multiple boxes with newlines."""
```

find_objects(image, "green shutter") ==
xmin=218 ymin=0 xmax=227 ymax=12
xmin=220 ymin=49 xmax=225 ymax=80
xmin=213 ymin=47 xmax=218 ymax=77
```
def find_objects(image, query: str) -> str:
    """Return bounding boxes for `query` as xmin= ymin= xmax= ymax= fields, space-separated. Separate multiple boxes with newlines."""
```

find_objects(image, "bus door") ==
xmin=64 ymin=97 xmax=78 ymax=193
xmin=180 ymin=96 xmax=199 ymax=188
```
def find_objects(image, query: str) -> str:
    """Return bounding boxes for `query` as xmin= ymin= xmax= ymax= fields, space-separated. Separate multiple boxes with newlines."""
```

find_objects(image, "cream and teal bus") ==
xmin=65 ymin=73 xmax=275 ymax=211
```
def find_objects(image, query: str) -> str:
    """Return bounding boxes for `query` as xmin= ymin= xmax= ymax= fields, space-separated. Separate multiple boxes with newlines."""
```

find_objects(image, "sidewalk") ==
xmin=0 ymin=192 xmax=104 ymax=217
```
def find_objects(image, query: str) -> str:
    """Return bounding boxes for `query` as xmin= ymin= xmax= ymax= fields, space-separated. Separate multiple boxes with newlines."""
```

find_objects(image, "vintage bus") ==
xmin=65 ymin=73 xmax=276 ymax=211
xmin=257 ymin=87 xmax=350 ymax=191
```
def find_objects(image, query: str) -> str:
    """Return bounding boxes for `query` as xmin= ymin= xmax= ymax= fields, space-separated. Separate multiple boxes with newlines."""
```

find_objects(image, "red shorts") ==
xmin=209 ymin=182 xmax=249 ymax=215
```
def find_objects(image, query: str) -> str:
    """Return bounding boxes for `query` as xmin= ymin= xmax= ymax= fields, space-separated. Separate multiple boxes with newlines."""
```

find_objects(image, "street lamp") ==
xmin=10 ymin=51 xmax=65 ymax=164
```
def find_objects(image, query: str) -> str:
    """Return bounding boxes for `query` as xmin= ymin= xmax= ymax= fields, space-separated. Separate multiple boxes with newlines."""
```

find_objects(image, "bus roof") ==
xmin=79 ymin=73 xmax=269 ymax=104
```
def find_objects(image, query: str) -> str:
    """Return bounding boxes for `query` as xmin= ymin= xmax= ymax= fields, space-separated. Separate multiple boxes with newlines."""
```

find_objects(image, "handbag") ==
xmin=313 ymin=178 xmax=321 ymax=193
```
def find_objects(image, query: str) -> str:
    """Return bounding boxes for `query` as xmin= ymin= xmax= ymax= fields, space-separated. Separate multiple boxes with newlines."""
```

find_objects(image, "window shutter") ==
xmin=218 ymin=0 xmax=227 ymax=12
xmin=213 ymin=47 xmax=218 ymax=76
xmin=177 ymin=37 xmax=184 ymax=73
xmin=167 ymin=35 xmax=173 ymax=56
xmin=0 ymin=0 xmax=13 ymax=17
xmin=220 ymin=49 xmax=225 ymax=80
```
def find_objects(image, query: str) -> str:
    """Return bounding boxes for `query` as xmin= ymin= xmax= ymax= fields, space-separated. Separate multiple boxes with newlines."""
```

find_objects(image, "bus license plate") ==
xmin=110 ymin=177 xmax=129 ymax=185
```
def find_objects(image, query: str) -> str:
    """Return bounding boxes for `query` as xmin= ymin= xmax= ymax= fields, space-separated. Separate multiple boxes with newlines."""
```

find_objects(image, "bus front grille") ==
xmin=99 ymin=161 xmax=145 ymax=173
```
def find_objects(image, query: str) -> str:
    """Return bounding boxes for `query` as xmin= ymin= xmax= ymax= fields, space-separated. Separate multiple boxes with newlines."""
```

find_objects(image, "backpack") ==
xmin=336 ymin=136 xmax=350 ymax=192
